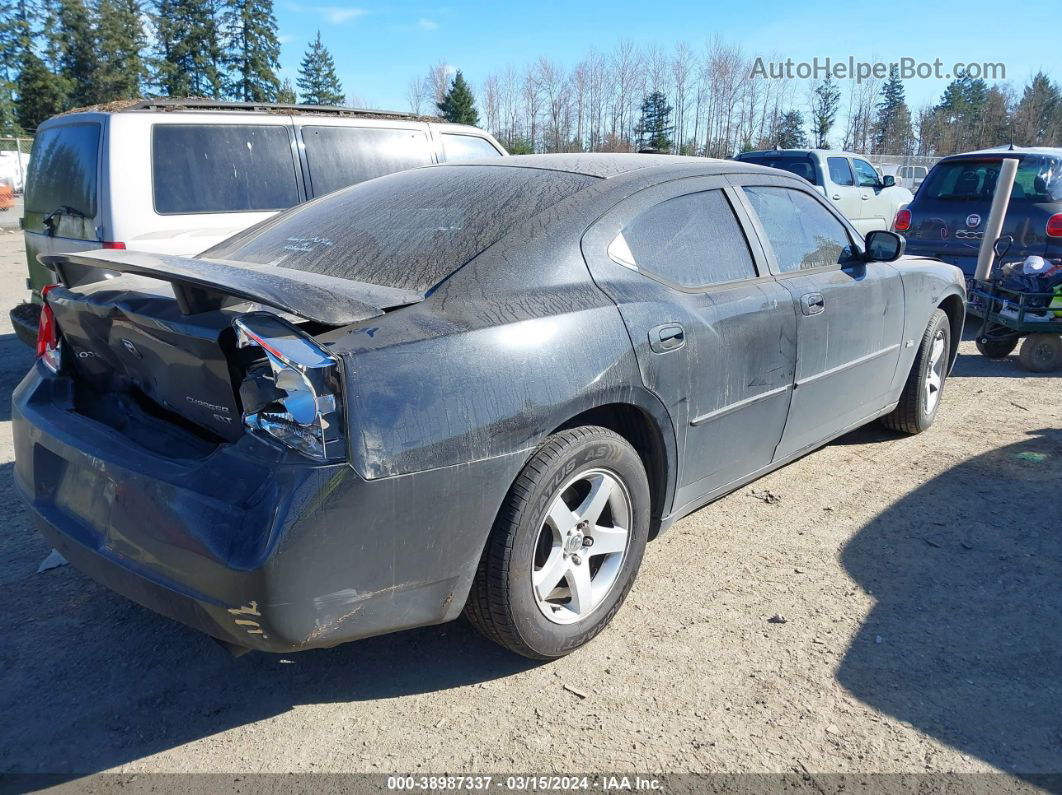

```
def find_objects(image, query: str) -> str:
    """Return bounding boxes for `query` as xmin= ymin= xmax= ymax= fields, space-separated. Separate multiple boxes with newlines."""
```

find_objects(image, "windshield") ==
xmin=204 ymin=165 xmax=598 ymax=292
xmin=737 ymin=154 xmax=818 ymax=185
xmin=920 ymin=156 xmax=1062 ymax=202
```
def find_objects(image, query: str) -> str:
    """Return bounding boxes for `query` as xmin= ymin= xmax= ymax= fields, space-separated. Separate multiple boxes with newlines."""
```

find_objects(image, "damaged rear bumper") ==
xmin=12 ymin=364 xmax=521 ymax=652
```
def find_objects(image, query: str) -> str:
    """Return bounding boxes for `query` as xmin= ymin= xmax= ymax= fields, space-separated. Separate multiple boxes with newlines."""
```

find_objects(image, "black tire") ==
xmin=881 ymin=308 xmax=951 ymax=435
xmin=465 ymin=426 xmax=650 ymax=659
xmin=975 ymin=336 xmax=1018 ymax=359
xmin=1018 ymin=333 xmax=1062 ymax=373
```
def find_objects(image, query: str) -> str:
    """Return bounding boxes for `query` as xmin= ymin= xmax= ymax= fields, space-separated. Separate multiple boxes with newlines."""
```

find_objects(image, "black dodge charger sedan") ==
xmin=13 ymin=154 xmax=966 ymax=659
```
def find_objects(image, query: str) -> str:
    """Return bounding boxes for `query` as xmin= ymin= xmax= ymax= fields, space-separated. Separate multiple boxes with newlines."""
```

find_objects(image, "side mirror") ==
xmin=881 ymin=175 xmax=896 ymax=188
xmin=864 ymin=229 xmax=905 ymax=262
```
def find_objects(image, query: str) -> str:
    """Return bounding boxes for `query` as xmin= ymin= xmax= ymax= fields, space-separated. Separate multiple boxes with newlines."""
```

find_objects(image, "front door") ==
xmin=733 ymin=178 xmax=905 ymax=459
xmin=581 ymin=177 xmax=798 ymax=515
xmin=853 ymin=157 xmax=891 ymax=232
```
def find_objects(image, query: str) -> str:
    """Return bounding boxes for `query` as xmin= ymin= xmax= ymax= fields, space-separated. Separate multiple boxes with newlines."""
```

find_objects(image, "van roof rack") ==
xmin=126 ymin=98 xmax=438 ymax=121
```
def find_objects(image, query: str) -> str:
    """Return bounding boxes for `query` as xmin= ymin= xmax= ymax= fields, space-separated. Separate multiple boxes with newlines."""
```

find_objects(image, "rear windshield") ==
xmin=204 ymin=165 xmax=598 ymax=292
xmin=152 ymin=124 xmax=301 ymax=214
xmin=920 ymin=156 xmax=1062 ymax=202
xmin=26 ymin=122 xmax=100 ymax=217
xmin=737 ymin=154 xmax=818 ymax=185
xmin=302 ymin=125 xmax=433 ymax=197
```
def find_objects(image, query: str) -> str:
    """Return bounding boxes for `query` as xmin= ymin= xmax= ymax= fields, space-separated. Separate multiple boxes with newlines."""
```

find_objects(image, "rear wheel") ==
xmin=1018 ymin=333 xmax=1062 ymax=372
xmin=881 ymin=308 xmax=950 ymax=435
xmin=465 ymin=426 xmax=650 ymax=659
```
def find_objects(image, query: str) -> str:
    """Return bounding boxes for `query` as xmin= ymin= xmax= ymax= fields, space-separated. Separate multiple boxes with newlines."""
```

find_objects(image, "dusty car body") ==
xmin=12 ymin=154 xmax=966 ymax=658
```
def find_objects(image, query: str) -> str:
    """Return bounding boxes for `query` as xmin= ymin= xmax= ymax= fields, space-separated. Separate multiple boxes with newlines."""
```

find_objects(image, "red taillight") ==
xmin=36 ymin=284 xmax=61 ymax=371
xmin=1047 ymin=214 xmax=1062 ymax=238
xmin=100 ymin=241 xmax=126 ymax=249
xmin=895 ymin=208 xmax=912 ymax=232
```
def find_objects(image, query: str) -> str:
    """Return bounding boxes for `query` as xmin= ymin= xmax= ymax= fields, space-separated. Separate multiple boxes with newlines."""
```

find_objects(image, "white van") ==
xmin=12 ymin=99 xmax=506 ymax=344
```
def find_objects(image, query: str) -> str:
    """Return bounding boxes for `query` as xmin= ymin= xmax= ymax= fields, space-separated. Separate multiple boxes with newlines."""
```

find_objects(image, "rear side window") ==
xmin=744 ymin=186 xmax=853 ymax=272
xmin=204 ymin=165 xmax=597 ymax=292
xmin=611 ymin=190 xmax=757 ymax=288
xmin=441 ymin=133 xmax=501 ymax=162
xmin=25 ymin=123 xmax=100 ymax=217
xmin=920 ymin=157 xmax=1062 ymax=202
xmin=827 ymin=157 xmax=855 ymax=186
xmin=152 ymin=125 xmax=300 ymax=214
xmin=737 ymin=154 xmax=818 ymax=185
xmin=302 ymin=126 xmax=433 ymax=197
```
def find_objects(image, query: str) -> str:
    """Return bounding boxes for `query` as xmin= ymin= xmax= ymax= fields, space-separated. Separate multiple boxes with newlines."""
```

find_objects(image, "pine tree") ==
xmin=221 ymin=0 xmax=280 ymax=101
xmin=437 ymin=70 xmax=478 ymax=125
xmin=52 ymin=0 xmax=98 ymax=107
xmin=16 ymin=47 xmax=63 ymax=128
xmin=872 ymin=66 xmax=914 ymax=154
xmin=152 ymin=0 xmax=224 ymax=98
xmin=276 ymin=76 xmax=295 ymax=103
xmin=296 ymin=30 xmax=343 ymax=105
xmin=1012 ymin=72 xmax=1061 ymax=146
xmin=775 ymin=110 xmax=808 ymax=148
xmin=810 ymin=75 xmax=840 ymax=149
xmin=96 ymin=0 xmax=145 ymax=100
xmin=635 ymin=90 xmax=672 ymax=151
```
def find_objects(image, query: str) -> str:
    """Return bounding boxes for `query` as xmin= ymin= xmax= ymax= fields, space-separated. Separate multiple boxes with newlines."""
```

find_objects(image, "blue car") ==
xmin=898 ymin=146 xmax=1062 ymax=276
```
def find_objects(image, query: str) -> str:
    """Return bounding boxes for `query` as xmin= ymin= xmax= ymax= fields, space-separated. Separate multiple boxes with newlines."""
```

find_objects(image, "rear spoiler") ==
xmin=38 ymin=249 xmax=423 ymax=326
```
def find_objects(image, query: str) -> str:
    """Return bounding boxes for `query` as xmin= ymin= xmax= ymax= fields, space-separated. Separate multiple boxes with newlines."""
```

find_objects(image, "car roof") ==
xmin=437 ymin=152 xmax=772 ymax=179
xmin=939 ymin=146 xmax=1062 ymax=161
xmin=739 ymin=148 xmax=869 ymax=160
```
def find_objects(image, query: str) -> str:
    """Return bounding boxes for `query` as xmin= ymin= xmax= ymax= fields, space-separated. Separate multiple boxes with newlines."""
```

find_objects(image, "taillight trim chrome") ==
xmin=233 ymin=312 xmax=345 ymax=463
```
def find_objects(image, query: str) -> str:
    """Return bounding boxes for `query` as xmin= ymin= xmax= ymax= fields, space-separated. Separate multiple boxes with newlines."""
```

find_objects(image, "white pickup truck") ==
xmin=736 ymin=149 xmax=913 ymax=235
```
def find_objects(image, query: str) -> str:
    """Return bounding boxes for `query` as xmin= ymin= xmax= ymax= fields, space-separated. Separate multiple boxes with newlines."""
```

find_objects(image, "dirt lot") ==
xmin=0 ymin=232 xmax=1059 ymax=781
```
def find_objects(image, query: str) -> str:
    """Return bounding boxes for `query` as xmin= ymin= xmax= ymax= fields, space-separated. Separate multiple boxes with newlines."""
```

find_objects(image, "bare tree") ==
xmin=406 ymin=78 xmax=425 ymax=115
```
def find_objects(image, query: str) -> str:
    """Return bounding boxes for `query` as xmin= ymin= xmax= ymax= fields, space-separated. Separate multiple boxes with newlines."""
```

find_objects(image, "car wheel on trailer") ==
xmin=1018 ymin=333 xmax=1062 ymax=372
xmin=465 ymin=426 xmax=650 ymax=659
xmin=975 ymin=335 xmax=1019 ymax=359
xmin=881 ymin=308 xmax=950 ymax=435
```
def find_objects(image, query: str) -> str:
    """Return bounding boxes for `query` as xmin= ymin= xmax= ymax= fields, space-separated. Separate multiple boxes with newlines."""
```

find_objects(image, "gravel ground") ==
xmin=0 ymin=232 xmax=1059 ymax=780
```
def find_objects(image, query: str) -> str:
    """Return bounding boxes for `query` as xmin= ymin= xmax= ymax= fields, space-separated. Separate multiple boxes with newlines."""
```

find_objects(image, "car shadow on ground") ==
xmin=837 ymin=428 xmax=1062 ymax=778
xmin=0 ymin=500 xmax=539 ymax=775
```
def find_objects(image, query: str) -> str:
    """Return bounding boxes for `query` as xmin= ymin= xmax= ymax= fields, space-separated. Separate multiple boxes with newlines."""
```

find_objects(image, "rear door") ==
xmin=23 ymin=120 xmax=103 ymax=296
xmin=733 ymin=177 xmax=905 ymax=459
xmin=581 ymin=176 xmax=798 ymax=514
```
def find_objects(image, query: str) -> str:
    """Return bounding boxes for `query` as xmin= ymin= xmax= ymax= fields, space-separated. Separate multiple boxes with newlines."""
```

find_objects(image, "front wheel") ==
xmin=881 ymin=308 xmax=951 ymax=435
xmin=465 ymin=426 xmax=650 ymax=659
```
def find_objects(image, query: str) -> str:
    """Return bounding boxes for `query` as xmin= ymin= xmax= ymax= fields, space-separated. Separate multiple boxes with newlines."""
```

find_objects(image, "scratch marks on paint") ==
xmin=228 ymin=601 xmax=269 ymax=639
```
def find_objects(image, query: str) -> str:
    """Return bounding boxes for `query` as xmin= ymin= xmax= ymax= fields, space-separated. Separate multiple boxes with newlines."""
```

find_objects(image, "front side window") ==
xmin=744 ymin=186 xmax=853 ymax=273
xmin=302 ymin=126 xmax=433 ymax=197
xmin=853 ymin=159 xmax=881 ymax=188
xmin=152 ymin=124 xmax=300 ymax=214
xmin=827 ymin=157 xmax=855 ymax=187
xmin=26 ymin=123 xmax=100 ymax=218
xmin=441 ymin=133 xmax=502 ymax=162
xmin=611 ymin=190 xmax=757 ymax=288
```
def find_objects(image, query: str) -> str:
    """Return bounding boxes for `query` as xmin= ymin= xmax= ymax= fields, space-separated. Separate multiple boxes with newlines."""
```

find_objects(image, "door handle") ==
xmin=831 ymin=194 xmax=841 ymax=200
xmin=861 ymin=194 xmax=870 ymax=200
xmin=800 ymin=293 xmax=825 ymax=316
xmin=649 ymin=323 xmax=685 ymax=353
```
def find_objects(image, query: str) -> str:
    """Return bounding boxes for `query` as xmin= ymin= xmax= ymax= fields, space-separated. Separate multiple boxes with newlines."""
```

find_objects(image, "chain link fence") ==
xmin=0 ymin=136 xmax=32 ymax=193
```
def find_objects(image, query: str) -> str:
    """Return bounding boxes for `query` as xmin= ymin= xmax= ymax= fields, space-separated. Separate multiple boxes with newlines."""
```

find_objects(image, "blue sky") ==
xmin=274 ymin=0 xmax=1058 ymax=112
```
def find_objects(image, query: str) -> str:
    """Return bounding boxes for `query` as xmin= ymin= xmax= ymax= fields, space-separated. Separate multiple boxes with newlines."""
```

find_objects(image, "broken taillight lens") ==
xmin=233 ymin=313 xmax=344 ymax=462
xmin=36 ymin=284 xmax=62 ymax=372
